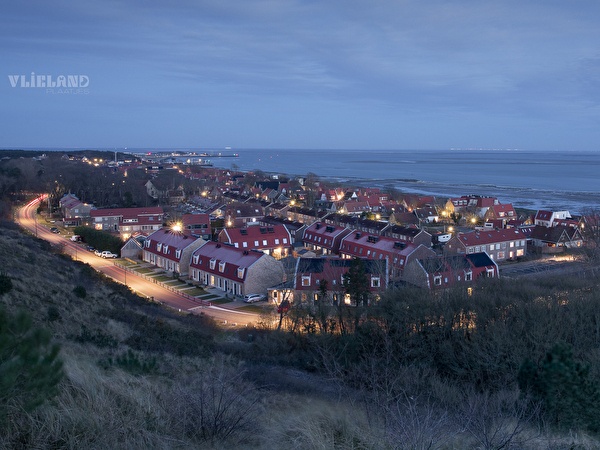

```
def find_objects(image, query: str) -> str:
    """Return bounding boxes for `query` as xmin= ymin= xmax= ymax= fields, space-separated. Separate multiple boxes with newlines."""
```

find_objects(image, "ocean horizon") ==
xmin=3 ymin=147 xmax=599 ymax=214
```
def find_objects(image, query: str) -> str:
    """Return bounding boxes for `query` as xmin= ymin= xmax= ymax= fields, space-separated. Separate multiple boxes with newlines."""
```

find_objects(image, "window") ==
xmin=237 ymin=267 xmax=245 ymax=278
xmin=262 ymin=240 xmax=267 ymax=246
xmin=275 ymin=239 xmax=280 ymax=245
xmin=371 ymin=277 xmax=380 ymax=288
xmin=489 ymin=244 xmax=495 ymax=251
xmin=209 ymin=259 xmax=216 ymax=270
xmin=163 ymin=245 xmax=169 ymax=254
xmin=517 ymin=249 xmax=524 ymax=257
xmin=157 ymin=243 xmax=162 ymax=252
xmin=243 ymin=242 xmax=248 ymax=248
xmin=301 ymin=276 xmax=311 ymax=287
xmin=283 ymin=238 xmax=288 ymax=244
xmin=509 ymin=241 xmax=514 ymax=247
xmin=145 ymin=240 xmax=150 ymax=248
xmin=486 ymin=268 xmax=495 ymax=278
xmin=434 ymin=276 xmax=442 ymax=286
xmin=465 ymin=271 xmax=472 ymax=281
xmin=234 ymin=243 xmax=239 ymax=248
xmin=175 ymin=249 xmax=181 ymax=259
xmin=254 ymin=241 xmax=259 ymax=247
xmin=219 ymin=262 xmax=226 ymax=272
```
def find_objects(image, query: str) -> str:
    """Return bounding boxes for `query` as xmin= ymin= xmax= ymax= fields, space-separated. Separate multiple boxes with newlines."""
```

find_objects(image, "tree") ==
xmin=343 ymin=258 xmax=370 ymax=307
xmin=518 ymin=342 xmax=600 ymax=433
xmin=0 ymin=307 xmax=63 ymax=423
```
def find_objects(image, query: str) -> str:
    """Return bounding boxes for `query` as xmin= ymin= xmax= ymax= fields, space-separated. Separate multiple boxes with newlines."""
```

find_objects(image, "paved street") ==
xmin=16 ymin=196 xmax=263 ymax=327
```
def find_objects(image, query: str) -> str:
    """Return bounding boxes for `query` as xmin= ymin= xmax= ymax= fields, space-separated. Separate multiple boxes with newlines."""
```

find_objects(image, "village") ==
xmin=51 ymin=152 xmax=592 ymax=308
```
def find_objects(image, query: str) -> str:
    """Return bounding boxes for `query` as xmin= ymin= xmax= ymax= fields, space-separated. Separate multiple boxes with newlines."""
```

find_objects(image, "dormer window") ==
xmin=145 ymin=240 xmax=150 ymax=248
xmin=163 ymin=245 xmax=169 ymax=254
xmin=157 ymin=243 xmax=162 ymax=252
xmin=219 ymin=261 xmax=226 ymax=273
xmin=209 ymin=259 xmax=216 ymax=270
xmin=193 ymin=255 xmax=199 ymax=264
xmin=237 ymin=267 xmax=245 ymax=279
xmin=175 ymin=249 xmax=182 ymax=259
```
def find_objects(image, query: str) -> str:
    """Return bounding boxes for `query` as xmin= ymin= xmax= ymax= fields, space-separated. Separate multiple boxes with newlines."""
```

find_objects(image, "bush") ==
xmin=73 ymin=285 xmax=87 ymax=298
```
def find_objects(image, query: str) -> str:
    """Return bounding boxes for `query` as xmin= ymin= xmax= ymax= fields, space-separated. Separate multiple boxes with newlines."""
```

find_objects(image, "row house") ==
xmin=400 ymin=194 xmax=436 ymax=211
xmin=182 ymin=213 xmax=211 ymax=240
xmin=189 ymin=242 xmax=283 ymax=297
xmin=59 ymin=194 xmax=93 ymax=227
xmin=91 ymin=206 xmax=164 ymax=238
xmin=302 ymin=222 xmax=352 ymax=255
xmin=445 ymin=195 xmax=499 ymax=218
xmin=404 ymin=253 xmax=499 ymax=290
xmin=534 ymin=210 xmax=572 ymax=227
xmin=338 ymin=232 xmax=436 ymax=280
xmin=382 ymin=224 xmax=432 ymax=247
xmin=293 ymin=257 xmax=388 ymax=305
xmin=218 ymin=224 xmax=292 ymax=258
xmin=444 ymin=229 xmax=527 ymax=262
xmin=264 ymin=202 xmax=290 ymax=218
xmin=258 ymin=216 xmax=307 ymax=245
xmin=324 ymin=213 xmax=388 ymax=235
xmin=529 ymin=225 xmax=584 ymax=253
xmin=225 ymin=202 xmax=265 ymax=228
xmin=484 ymin=203 xmax=517 ymax=226
xmin=143 ymin=228 xmax=205 ymax=276
xmin=339 ymin=200 xmax=371 ymax=216
xmin=287 ymin=206 xmax=328 ymax=224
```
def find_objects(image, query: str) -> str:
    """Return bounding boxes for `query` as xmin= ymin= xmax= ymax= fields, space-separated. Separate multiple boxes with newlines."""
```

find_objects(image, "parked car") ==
xmin=94 ymin=249 xmax=102 ymax=257
xmin=50 ymin=227 xmax=60 ymax=233
xmin=243 ymin=293 xmax=265 ymax=303
xmin=70 ymin=235 xmax=81 ymax=242
xmin=86 ymin=245 xmax=95 ymax=252
xmin=100 ymin=251 xmax=118 ymax=259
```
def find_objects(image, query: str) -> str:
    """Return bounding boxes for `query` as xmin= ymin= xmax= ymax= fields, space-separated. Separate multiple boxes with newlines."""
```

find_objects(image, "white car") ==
xmin=243 ymin=294 xmax=265 ymax=303
xmin=100 ymin=251 xmax=118 ymax=258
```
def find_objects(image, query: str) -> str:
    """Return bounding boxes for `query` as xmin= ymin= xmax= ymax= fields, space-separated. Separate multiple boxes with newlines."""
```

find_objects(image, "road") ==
xmin=16 ymin=196 xmax=260 ymax=327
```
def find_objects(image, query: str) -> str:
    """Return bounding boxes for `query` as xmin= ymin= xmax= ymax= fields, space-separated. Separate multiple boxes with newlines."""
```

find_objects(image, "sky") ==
xmin=1 ymin=1 xmax=600 ymax=152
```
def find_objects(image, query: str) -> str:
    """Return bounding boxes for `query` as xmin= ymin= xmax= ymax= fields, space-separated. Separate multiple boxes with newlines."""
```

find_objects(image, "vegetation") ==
xmin=3 ymin=153 xmax=600 ymax=448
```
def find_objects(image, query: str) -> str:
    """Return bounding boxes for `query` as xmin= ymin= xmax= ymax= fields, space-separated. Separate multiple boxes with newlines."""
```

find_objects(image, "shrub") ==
xmin=73 ymin=285 xmax=87 ymax=299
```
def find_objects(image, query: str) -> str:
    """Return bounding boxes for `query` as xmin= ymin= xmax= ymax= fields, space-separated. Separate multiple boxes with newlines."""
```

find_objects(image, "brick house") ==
xmin=142 ymin=228 xmax=206 ymax=276
xmin=404 ymin=253 xmax=499 ymax=289
xmin=218 ymin=224 xmax=292 ymax=258
xmin=444 ymin=229 xmax=527 ymax=262
xmin=484 ymin=204 xmax=517 ymax=227
xmin=529 ymin=225 xmax=584 ymax=253
xmin=189 ymin=241 xmax=284 ymax=297
xmin=293 ymin=257 xmax=388 ymax=305
xmin=181 ymin=213 xmax=211 ymax=240
xmin=59 ymin=194 xmax=94 ymax=227
xmin=382 ymin=224 xmax=433 ymax=247
xmin=91 ymin=206 xmax=164 ymax=238
xmin=338 ymin=232 xmax=436 ymax=280
xmin=302 ymin=221 xmax=352 ymax=255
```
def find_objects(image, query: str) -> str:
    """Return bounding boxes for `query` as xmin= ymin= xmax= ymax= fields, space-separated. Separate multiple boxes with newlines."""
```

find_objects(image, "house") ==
xmin=218 ymin=224 xmax=292 ymax=258
xmin=382 ymin=224 xmax=432 ymax=247
xmin=189 ymin=241 xmax=284 ymax=297
xmin=338 ymin=232 xmax=436 ymax=280
xmin=445 ymin=195 xmax=499 ymax=218
xmin=120 ymin=237 xmax=144 ymax=260
xmin=293 ymin=257 xmax=388 ymax=305
xmin=529 ymin=225 xmax=584 ymax=253
xmin=444 ymin=229 xmax=527 ymax=262
xmin=324 ymin=213 xmax=388 ymax=235
xmin=339 ymin=200 xmax=371 ymax=216
xmin=286 ymin=206 xmax=329 ymax=224
xmin=302 ymin=222 xmax=352 ymax=255
xmin=534 ymin=210 xmax=572 ymax=227
xmin=142 ymin=228 xmax=206 ymax=276
xmin=258 ymin=216 xmax=307 ymax=245
xmin=224 ymin=202 xmax=265 ymax=227
xmin=483 ymin=204 xmax=517 ymax=226
xmin=90 ymin=206 xmax=164 ymax=238
xmin=404 ymin=253 xmax=499 ymax=290
xmin=181 ymin=213 xmax=211 ymax=240
xmin=59 ymin=194 xmax=94 ymax=227
xmin=414 ymin=206 xmax=439 ymax=224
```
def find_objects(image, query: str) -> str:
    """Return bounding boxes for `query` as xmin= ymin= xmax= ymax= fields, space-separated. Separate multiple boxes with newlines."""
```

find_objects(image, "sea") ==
xmin=15 ymin=147 xmax=600 ymax=214
xmin=201 ymin=148 xmax=600 ymax=215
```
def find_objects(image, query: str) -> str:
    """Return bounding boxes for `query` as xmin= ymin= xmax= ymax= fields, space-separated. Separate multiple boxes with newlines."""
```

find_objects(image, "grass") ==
xmin=133 ymin=267 xmax=155 ymax=274
xmin=185 ymin=288 xmax=206 ymax=296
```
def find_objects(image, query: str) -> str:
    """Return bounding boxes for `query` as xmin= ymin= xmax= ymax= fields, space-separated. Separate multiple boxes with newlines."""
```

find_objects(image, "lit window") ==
xmin=301 ymin=276 xmax=311 ymax=286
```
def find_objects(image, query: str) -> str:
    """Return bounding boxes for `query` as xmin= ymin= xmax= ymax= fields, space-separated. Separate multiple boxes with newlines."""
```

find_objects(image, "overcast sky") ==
xmin=2 ymin=1 xmax=599 ymax=151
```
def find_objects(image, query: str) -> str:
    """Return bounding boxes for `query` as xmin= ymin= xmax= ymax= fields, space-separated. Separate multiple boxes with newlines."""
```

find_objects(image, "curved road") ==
xmin=16 ymin=196 xmax=260 ymax=327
